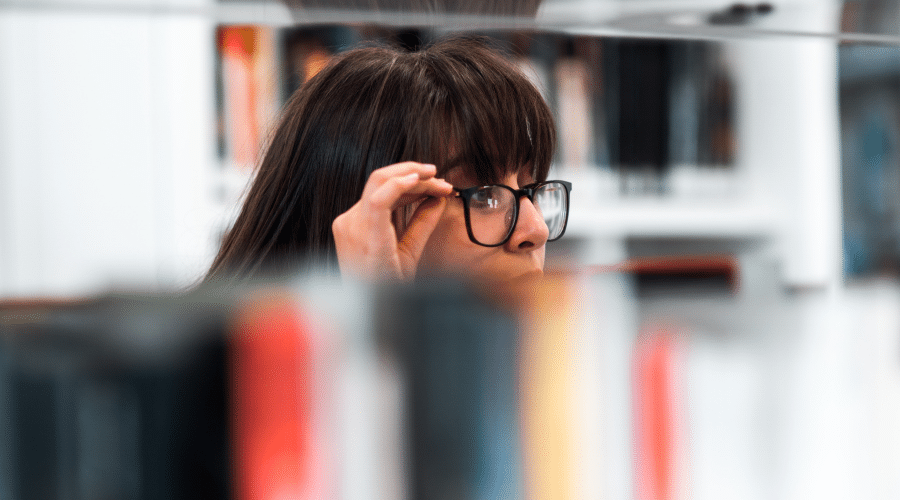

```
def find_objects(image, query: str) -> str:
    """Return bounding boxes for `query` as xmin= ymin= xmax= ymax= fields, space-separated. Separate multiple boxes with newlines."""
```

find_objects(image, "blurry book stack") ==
xmin=0 ymin=275 xmax=607 ymax=500
xmin=3 ymin=266 xmax=900 ymax=499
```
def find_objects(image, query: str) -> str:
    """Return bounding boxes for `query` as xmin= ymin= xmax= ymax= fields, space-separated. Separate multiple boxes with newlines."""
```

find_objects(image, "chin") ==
xmin=475 ymin=270 xmax=546 ymax=311
xmin=518 ymin=268 xmax=545 ymax=280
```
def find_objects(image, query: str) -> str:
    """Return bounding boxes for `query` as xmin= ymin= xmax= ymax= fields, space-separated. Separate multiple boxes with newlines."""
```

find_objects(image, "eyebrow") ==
xmin=441 ymin=156 xmax=467 ymax=172
xmin=442 ymin=164 xmax=474 ymax=185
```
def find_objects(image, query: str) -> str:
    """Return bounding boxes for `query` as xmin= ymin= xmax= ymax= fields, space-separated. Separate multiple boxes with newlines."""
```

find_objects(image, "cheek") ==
xmin=419 ymin=208 xmax=482 ymax=274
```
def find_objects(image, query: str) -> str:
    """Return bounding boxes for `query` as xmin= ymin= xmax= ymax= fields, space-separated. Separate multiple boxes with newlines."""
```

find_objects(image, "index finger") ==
xmin=366 ymin=162 xmax=437 ymax=186
xmin=369 ymin=174 xmax=453 ymax=211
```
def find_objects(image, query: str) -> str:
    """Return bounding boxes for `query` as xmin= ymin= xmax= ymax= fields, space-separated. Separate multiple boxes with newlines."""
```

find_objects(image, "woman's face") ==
xmin=417 ymin=167 xmax=550 ymax=282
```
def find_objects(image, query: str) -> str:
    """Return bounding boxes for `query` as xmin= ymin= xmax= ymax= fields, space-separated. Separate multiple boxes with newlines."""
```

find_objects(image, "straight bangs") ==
xmin=400 ymin=37 xmax=556 ymax=186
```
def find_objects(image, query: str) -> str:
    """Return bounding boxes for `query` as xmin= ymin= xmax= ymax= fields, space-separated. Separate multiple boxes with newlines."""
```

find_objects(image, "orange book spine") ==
xmin=220 ymin=26 xmax=260 ymax=167
xmin=519 ymin=276 xmax=577 ymax=500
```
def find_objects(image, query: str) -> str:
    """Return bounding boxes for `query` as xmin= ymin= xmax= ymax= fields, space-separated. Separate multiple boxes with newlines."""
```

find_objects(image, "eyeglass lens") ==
xmin=467 ymin=182 xmax=569 ymax=246
xmin=534 ymin=182 xmax=568 ymax=240
xmin=469 ymin=186 xmax=516 ymax=246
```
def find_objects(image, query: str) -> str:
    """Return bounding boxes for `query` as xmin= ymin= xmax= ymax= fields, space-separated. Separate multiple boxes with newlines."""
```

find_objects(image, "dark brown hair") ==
xmin=207 ymin=35 xmax=556 ymax=280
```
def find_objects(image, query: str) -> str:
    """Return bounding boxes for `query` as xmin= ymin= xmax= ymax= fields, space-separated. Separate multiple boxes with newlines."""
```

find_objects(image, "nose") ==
xmin=506 ymin=196 xmax=550 ymax=252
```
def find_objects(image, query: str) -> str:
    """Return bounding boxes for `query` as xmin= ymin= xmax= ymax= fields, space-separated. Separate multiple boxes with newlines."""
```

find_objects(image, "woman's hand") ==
xmin=332 ymin=162 xmax=453 ymax=281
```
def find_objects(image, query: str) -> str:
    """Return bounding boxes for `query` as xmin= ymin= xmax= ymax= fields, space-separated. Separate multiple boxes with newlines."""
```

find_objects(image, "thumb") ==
xmin=397 ymin=196 xmax=447 ymax=274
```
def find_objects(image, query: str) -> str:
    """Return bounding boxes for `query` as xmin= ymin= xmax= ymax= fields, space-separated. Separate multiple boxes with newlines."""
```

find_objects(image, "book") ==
xmin=218 ymin=26 xmax=279 ymax=170
xmin=231 ymin=289 xmax=333 ymax=500
xmin=633 ymin=328 xmax=681 ymax=500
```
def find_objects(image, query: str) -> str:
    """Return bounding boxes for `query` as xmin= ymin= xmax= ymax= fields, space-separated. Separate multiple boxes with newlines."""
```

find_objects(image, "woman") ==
xmin=208 ymin=36 xmax=570 ymax=283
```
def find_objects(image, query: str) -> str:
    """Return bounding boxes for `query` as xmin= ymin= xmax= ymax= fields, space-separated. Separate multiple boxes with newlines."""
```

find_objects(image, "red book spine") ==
xmin=634 ymin=330 xmax=680 ymax=500
xmin=231 ymin=294 xmax=317 ymax=500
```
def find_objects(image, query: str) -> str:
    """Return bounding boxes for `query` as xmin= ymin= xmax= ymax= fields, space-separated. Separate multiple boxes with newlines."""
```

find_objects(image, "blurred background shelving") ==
xmin=0 ymin=0 xmax=853 ymax=295
xmin=207 ymin=16 xmax=840 ymax=294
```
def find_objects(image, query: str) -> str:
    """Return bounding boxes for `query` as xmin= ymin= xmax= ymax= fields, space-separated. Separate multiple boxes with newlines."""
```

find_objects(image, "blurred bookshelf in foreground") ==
xmin=3 ymin=271 xmax=900 ymax=500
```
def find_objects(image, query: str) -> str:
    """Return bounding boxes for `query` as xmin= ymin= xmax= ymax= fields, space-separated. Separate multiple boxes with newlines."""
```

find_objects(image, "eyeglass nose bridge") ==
xmin=513 ymin=186 xmax=536 ymax=204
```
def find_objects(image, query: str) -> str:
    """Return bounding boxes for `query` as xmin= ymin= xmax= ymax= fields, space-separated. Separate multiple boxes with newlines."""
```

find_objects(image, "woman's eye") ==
xmin=472 ymin=193 xmax=500 ymax=210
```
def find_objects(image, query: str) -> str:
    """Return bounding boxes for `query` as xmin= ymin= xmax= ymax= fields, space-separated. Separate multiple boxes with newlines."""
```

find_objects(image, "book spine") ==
xmin=633 ymin=329 xmax=682 ymax=500
xmin=556 ymin=57 xmax=593 ymax=171
xmin=519 ymin=276 xmax=578 ymax=500
xmin=220 ymin=26 xmax=282 ymax=170
xmin=231 ymin=292 xmax=329 ymax=500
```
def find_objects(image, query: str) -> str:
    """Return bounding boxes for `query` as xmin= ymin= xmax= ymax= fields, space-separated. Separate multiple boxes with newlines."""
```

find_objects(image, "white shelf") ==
xmin=554 ymin=166 xmax=770 ymax=240
xmin=567 ymin=199 xmax=776 ymax=239
xmin=216 ymin=0 xmax=292 ymax=26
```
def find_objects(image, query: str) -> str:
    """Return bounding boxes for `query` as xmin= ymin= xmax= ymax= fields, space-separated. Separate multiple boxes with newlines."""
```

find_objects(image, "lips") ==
xmin=480 ymin=267 xmax=543 ymax=286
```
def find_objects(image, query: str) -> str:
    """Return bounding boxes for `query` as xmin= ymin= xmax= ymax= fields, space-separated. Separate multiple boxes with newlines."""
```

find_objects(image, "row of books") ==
xmin=215 ymin=25 xmax=739 ymax=196
xmin=0 ymin=276 xmax=594 ymax=499
xmin=0 ymin=272 xmax=690 ymax=500
xmin=4 ymin=268 xmax=900 ymax=499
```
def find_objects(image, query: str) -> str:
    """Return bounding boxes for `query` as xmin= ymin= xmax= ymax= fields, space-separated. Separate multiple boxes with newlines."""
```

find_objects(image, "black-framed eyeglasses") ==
xmin=454 ymin=180 xmax=572 ymax=247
